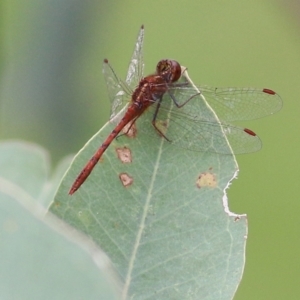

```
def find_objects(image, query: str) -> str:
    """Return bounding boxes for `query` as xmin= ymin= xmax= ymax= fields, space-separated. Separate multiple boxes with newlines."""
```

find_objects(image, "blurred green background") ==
xmin=0 ymin=0 xmax=299 ymax=299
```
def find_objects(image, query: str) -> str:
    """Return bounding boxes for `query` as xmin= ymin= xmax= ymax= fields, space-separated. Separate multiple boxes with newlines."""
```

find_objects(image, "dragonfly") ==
xmin=69 ymin=25 xmax=282 ymax=195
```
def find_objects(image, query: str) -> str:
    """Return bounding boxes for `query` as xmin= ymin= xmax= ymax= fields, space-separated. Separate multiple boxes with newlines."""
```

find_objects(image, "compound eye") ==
xmin=169 ymin=60 xmax=181 ymax=82
xmin=156 ymin=60 xmax=167 ymax=74
xmin=156 ymin=59 xmax=181 ymax=83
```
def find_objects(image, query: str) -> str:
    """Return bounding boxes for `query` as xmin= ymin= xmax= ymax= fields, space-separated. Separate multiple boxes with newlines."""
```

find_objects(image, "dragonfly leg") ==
xmin=166 ymin=76 xmax=201 ymax=108
xmin=151 ymin=97 xmax=172 ymax=142
xmin=168 ymin=89 xmax=200 ymax=108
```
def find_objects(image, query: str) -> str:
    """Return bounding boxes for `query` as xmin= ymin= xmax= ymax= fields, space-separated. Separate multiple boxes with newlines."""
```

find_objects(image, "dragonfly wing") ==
xmin=140 ymin=95 xmax=262 ymax=154
xmin=164 ymin=118 xmax=262 ymax=154
xmin=167 ymin=85 xmax=282 ymax=122
xmin=126 ymin=25 xmax=144 ymax=88
xmin=102 ymin=60 xmax=131 ymax=122
xmin=103 ymin=26 xmax=145 ymax=123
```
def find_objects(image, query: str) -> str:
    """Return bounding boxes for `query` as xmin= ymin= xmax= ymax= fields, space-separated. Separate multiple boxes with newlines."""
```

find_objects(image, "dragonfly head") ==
xmin=156 ymin=59 xmax=181 ymax=83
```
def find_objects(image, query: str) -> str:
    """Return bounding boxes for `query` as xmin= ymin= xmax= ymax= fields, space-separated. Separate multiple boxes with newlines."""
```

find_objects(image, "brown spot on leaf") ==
xmin=53 ymin=200 xmax=61 ymax=207
xmin=122 ymin=121 xmax=137 ymax=138
xmin=116 ymin=147 xmax=132 ymax=163
xmin=196 ymin=172 xmax=217 ymax=188
xmin=119 ymin=173 xmax=133 ymax=187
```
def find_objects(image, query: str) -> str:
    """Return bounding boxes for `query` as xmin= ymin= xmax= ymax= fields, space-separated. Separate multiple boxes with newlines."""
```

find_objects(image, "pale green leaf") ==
xmin=0 ymin=140 xmax=121 ymax=300
xmin=0 ymin=140 xmax=72 ymax=208
xmin=51 ymin=82 xmax=247 ymax=299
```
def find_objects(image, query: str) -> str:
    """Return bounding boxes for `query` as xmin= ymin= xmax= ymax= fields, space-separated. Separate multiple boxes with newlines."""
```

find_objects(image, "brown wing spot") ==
xmin=196 ymin=172 xmax=217 ymax=188
xmin=263 ymin=88 xmax=276 ymax=95
xmin=122 ymin=121 xmax=137 ymax=138
xmin=116 ymin=147 xmax=132 ymax=163
xmin=244 ymin=128 xmax=256 ymax=136
xmin=119 ymin=173 xmax=133 ymax=187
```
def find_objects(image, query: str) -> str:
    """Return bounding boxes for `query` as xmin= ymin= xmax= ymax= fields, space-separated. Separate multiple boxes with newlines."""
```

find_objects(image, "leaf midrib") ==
xmin=121 ymin=130 xmax=166 ymax=299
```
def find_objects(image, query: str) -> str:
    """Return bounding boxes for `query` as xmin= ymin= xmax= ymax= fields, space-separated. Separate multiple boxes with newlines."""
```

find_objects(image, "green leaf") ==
xmin=0 ymin=140 xmax=50 ymax=200
xmin=0 ymin=140 xmax=121 ymax=300
xmin=50 ymin=25 xmax=247 ymax=299
xmin=51 ymin=73 xmax=247 ymax=299
xmin=0 ymin=140 xmax=72 ymax=208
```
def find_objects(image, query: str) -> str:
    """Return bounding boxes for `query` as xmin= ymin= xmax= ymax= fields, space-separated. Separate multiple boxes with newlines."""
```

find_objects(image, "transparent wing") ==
xmin=103 ymin=25 xmax=145 ymax=122
xmin=139 ymin=98 xmax=262 ymax=154
xmin=102 ymin=60 xmax=131 ymax=121
xmin=125 ymin=25 xmax=145 ymax=88
xmin=167 ymin=85 xmax=282 ymax=122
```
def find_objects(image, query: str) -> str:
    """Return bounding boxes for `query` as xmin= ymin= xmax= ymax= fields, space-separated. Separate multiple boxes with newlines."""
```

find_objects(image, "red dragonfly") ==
xmin=69 ymin=25 xmax=282 ymax=195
